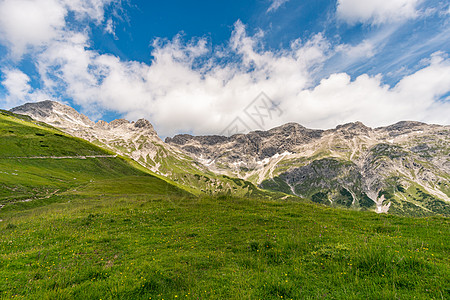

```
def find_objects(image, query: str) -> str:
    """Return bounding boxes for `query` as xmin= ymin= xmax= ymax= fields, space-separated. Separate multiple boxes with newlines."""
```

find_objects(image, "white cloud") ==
xmin=104 ymin=18 xmax=117 ymax=38
xmin=282 ymin=51 xmax=450 ymax=128
xmin=267 ymin=0 xmax=289 ymax=13
xmin=29 ymin=21 xmax=335 ymax=135
xmin=64 ymin=0 xmax=113 ymax=22
xmin=0 ymin=0 xmax=114 ymax=58
xmin=0 ymin=0 xmax=66 ymax=58
xmin=0 ymin=1 xmax=448 ymax=136
xmin=1 ymin=68 xmax=50 ymax=107
xmin=336 ymin=40 xmax=376 ymax=58
xmin=337 ymin=0 xmax=422 ymax=25
xmin=1 ymin=69 xmax=31 ymax=99
xmin=30 ymin=20 xmax=449 ymax=136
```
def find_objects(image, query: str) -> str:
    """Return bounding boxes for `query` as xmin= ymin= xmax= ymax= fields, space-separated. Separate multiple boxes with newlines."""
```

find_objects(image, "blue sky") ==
xmin=0 ymin=0 xmax=449 ymax=136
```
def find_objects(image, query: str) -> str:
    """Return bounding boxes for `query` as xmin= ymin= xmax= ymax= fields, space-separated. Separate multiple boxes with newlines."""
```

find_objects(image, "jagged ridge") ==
xmin=166 ymin=120 xmax=450 ymax=216
xmin=10 ymin=100 xmax=450 ymax=216
xmin=10 ymin=101 xmax=277 ymax=198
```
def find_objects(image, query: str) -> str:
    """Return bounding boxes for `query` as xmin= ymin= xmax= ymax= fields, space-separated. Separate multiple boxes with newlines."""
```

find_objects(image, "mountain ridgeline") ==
xmin=0 ymin=108 xmax=189 ymax=207
xmin=11 ymin=101 xmax=450 ymax=216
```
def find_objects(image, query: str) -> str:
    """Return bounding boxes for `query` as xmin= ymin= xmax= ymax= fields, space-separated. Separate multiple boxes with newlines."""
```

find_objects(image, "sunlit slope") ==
xmin=0 ymin=193 xmax=448 ymax=299
xmin=10 ymin=100 xmax=288 ymax=199
xmin=0 ymin=110 xmax=190 ymax=204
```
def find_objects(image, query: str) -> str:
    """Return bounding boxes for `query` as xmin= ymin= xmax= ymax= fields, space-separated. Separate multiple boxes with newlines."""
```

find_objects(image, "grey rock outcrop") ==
xmin=11 ymin=100 xmax=450 ymax=216
xmin=166 ymin=120 xmax=450 ymax=216
xmin=11 ymin=101 xmax=161 ymax=172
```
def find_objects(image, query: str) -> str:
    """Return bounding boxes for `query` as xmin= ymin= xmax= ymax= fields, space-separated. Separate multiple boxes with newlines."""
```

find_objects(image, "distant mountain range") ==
xmin=11 ymin=100 xmax=450 ymax=216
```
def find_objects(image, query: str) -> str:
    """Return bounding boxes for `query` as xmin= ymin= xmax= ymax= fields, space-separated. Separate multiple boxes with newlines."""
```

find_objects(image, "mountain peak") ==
xmin=11 ymin=100 xmax=94 ymax=127
xmin=109 ymin=119 xmax=130 ymax=128
xmin=378 ymin=121 xmax=430 ymax=137
xmin=335 ymin=121 xmax=368 ymax=129
xmin=382 ymin=121 xmax=427 ymax=130
xmin=134 ymin=118 xmax=154 ymax=130
xmin=333 ymin=121 xmax=372 ymax=135
xmin=13 ymin=100 xmax=72 ymax=111
xmin=10 ymin=101 xmax=158 ymax=137
xmin=94 ymin=118 xmax=157 ymax=134
xmin=11 ymin=100 xmax=61 ymax=117
xmin=269 ymin=122 xmax=306 ymax=132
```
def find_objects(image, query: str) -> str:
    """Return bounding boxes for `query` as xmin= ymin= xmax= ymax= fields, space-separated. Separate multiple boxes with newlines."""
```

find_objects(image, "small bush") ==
xmin=249 ymin=241 xmax=259 ymax=252
xmin=6 ymin=223 xmax=17 ymax=230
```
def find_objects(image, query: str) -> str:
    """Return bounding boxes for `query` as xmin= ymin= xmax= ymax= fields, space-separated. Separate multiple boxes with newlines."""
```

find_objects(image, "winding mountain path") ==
xmin=2 ymin=155 xmax=117 ymax=159
xmin=0 ymin=189 xmax=61 ymax=210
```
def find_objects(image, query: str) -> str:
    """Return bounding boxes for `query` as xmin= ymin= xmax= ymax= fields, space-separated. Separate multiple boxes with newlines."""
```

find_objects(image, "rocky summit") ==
xmin=11 ymin=101 xmax=450 ymax=216
xmin=10 ymin=101 xmax=260 ymax=197
xmin=12 ymin=101 xmax=164 ymax=171
xmin=166 ymin=121 xmax=450 ymax=216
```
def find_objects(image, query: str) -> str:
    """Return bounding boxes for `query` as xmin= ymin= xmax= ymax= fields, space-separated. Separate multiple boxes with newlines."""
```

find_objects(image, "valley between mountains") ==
xmin=11 ymin=100 xmax=450 ymax=217
xmin=0 ymin=102 xmax=449 ymax=299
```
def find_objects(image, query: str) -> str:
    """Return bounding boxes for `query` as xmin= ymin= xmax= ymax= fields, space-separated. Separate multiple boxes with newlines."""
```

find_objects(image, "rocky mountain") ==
xmin=11 ymin=101 xmax=450 ymax=216
xmin=10 ymin=101 xmax=267 ymax=197
xmin=12 ymin=101 xmax=161 ymax=171
xmin=166 ymin=121 xmax=450 ymax=216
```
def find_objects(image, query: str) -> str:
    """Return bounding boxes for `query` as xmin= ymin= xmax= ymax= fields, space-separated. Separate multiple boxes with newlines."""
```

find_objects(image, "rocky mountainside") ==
xmin=11 ymin=101 xmax=450 ymax=216
xmin=166 ymin=121 xmax=450 ymax=216
xmin=11 ymin=101 xmax=268 ymax=197
xmin=12 ymin=101 xmax=162 ymax=171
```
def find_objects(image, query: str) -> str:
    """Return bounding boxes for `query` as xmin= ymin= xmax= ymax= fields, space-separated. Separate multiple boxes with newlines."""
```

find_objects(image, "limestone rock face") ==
xmin=11 ymin=101 xmax=450 ymax=216
xmin=11 ymin=101 xmax=163 ymax=174
xmin=166 ymin=120 xmax=450 ymax=216
xmin=165 ymin=122 xmax=323 ymax=161
xmin=12 ymin=100 xmax=95 ymax=129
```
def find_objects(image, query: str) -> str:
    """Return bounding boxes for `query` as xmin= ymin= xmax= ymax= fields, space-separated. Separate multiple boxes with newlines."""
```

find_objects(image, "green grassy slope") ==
xmin=0 ymin=110 xmax=107 ymax=158
xmin=0 ymin=110 xmax=449 ymax=299
xmin=0 ymin=111 xmax=190 ymax=205
xmin=0 ymin=192 xmax=448 ymax=299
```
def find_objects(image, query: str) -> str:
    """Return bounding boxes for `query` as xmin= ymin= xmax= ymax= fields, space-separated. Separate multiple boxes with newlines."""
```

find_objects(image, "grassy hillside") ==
xmin=0 ymin=110 xmax=449 ymax=299
xmin=0 ymin=110 xmax=189 ymax=205
xmin=0 ymin=110 xmax=106 ymax=158
xmin=0 ymin=190 xmax=448 ymax=299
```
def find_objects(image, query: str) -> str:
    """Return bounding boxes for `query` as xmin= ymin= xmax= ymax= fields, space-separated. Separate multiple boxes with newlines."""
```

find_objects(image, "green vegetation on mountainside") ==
xmin=0 ymin=110 xmax=449 ymax=299
xmin=0 ymin=111 xmax=190 ymax=205
xmin=0 ymin=110 xmax=106 ymax=158
xmin=90 ymin=126 xmax=281 ymax=198
xmin=0 ymin=191 xmax=448 ymax=299
xmin=260 ymin=155 xmax=450 ymax=217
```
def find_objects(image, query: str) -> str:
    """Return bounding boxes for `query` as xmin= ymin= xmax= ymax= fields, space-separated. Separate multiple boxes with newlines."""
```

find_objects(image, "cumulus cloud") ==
xmin=28 ymin=19 xmax=449 ymax=136
xmin=337 ymin=0 xmax=422 ymax=25
xmin=267 ymin=0 xmax=289 ymax=13
xmin=1 ymin=68 xmax=50 ymax=107
xmin=0 ymin=0 xmax=65 ymax=58
xmin=28 ymin=21 xmax=336 ymax=135
xmin=0 ymin=1 xmax=449 ymax=137
xmin=0 ymin=0 xmax=114 ymax=58
xmin=283 ymin=52 xmax=450 ymax=128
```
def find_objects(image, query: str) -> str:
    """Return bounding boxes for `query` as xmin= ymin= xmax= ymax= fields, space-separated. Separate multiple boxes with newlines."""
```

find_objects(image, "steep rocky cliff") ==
xmin=11 ymin=101 xmax=450 ymax=216
xmin=166 ymin=121 xmax=450 ymax=216
xmin=11 ymin=101 xmax=265 ymax=197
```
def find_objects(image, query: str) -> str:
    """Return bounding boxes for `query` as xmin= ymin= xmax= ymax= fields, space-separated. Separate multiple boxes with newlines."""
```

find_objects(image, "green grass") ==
xmin=0 ymin=110 xmax=190 ymax=205
xmin=0 ymin=191 xmax=448 ymax=299
xmin=75 ymin=176 xmax=188 ymax=198
xmin=0 ymin=111 xmax=107 ymax=158
xmin=0 ymin=157 xmax=143 ymax=203
xmin=1 ymin=110 xmax=449 ymax=299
